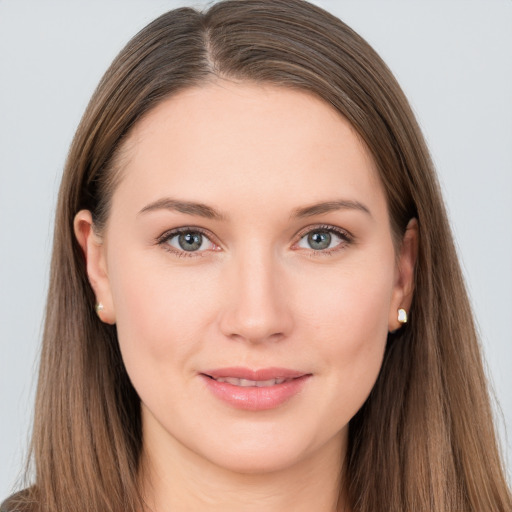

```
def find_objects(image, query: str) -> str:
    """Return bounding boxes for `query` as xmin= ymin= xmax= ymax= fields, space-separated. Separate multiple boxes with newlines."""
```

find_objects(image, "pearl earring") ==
xmin=95 ymin=302 xmax=104 ymax=316
xmin=397 ymin=308 xmax=408 ymax=324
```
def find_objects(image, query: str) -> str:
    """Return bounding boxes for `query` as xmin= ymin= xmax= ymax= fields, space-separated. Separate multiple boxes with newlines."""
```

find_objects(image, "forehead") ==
xmin=112 ymin=81 xmax=385 ymax=218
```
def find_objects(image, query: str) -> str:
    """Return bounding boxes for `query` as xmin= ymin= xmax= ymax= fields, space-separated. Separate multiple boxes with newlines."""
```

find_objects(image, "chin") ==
xmin=203 ymin=442 xmax=311 ymax=475
xmin=188 ymin=422 xmax=346 ymax=476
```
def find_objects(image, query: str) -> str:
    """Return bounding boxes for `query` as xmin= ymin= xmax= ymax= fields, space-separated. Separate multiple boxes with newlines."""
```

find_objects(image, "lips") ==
xmin=203 ymin=366 xmax=307 ymax=381
xmin=211 ymin=377 xmax=289 ymax=387
xmin=200 ymin=367 xmax=311 ymax=410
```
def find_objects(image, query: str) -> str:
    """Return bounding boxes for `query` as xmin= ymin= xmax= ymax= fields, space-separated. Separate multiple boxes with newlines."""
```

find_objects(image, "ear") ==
xmin=388 ymin=218 xmax=418 ymax=332
xmin=74 ymin=210 xmax=116 ymax=324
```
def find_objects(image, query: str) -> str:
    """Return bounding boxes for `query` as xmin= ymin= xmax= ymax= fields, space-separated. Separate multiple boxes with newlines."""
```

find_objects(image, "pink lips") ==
xmin=200 ymin=367 xmax=311 ymax=411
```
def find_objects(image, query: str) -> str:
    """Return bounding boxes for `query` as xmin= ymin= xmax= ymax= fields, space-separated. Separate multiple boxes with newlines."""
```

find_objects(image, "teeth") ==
xmin=214 ymin=377 xmax=287 ymax=387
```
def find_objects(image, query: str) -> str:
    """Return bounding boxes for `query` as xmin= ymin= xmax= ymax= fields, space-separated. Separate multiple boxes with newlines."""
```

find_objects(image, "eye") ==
xmin=159 ymin=228 xmax=217 ymax=255
xmin=296 ymin=226 xmax=350 ymax=252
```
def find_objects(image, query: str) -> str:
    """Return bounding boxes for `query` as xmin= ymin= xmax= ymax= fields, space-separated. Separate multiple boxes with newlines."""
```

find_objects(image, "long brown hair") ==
xmin=5 ymin=1 xmax=511 ymax=511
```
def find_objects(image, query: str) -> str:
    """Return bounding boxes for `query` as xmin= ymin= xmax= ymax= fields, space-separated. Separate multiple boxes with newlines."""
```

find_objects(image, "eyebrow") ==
xmin=292 ymin=200 xmax=372 ymax=219
xmin=138 ymin=198 xmax=226 ymax=220
xmin=138 ymin=197 xmax=371 ymax=221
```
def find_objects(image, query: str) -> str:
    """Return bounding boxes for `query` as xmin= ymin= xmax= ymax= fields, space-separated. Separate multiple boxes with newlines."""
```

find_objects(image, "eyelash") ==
xmin=293 ymin=224 xmax=353 ymax=257
xmin=155 ymin=224 xmax=353 ymax=258
xmin=156 ymin=227 xmax=217 ymax=258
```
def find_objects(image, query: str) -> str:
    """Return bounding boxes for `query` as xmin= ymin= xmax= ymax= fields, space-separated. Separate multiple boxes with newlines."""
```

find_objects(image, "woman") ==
xmin=2 ymin=0 xmax=511 ymax=511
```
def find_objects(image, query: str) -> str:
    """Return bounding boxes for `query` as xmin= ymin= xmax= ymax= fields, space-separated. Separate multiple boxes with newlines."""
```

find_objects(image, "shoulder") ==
xmin=1 ymin=489 xmax=37 ymax=512
xmin=0 ymin=495 xmax=14 ymax=512
xmin=0 ymin=498 xmax=13 ymax=512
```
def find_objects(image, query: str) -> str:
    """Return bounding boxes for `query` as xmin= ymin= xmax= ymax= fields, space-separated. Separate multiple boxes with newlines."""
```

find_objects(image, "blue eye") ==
xmin=164 ymin=230 xmax=215 ymax=253
xmin=297 ymin=228 xmax=348 ymax=251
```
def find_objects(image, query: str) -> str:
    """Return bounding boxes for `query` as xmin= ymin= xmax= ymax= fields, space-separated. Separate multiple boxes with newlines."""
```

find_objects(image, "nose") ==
xmin=218 ymin=248 xmax=294 ymax=344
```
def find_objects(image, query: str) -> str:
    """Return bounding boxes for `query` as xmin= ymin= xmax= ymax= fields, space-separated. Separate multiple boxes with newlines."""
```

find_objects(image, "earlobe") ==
xmin=73 ymin=210 xmax=116 ymax=324
xmin=388 ymin=218 xmax=418 ymax=332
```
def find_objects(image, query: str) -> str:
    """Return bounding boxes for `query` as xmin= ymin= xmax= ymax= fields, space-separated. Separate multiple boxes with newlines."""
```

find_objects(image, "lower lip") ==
xmin=201 ymin=375 xmax=311 ymax=411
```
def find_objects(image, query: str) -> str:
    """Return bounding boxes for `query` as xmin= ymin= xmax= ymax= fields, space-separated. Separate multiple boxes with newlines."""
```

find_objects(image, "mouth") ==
xmin=200 ymin=367 xmax=311 ymax=410
xmin=204 ymin=376 xmax=293 ymax=387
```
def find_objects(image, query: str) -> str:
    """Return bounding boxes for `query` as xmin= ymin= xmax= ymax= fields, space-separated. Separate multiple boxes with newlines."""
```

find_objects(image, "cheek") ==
xmin=107 ymin=249 xmax=221 ymax=379
xmin=298 ymin=253 xmax=394 ymax=343
xmin=295 ymin=256 xmax=394 ymax=409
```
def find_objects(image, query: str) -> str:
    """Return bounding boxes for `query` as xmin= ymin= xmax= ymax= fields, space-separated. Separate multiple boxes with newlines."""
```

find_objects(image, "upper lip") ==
xmin=202 ymin=367 xmax=309 ymax=381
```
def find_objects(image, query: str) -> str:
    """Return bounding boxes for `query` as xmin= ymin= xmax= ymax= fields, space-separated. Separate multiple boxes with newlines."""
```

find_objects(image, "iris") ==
xmin=308 ymin=231 xmax=331 ymax=250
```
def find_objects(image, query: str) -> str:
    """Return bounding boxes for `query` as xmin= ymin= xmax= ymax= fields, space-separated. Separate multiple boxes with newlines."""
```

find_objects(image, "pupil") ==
xmin=308 ymin=231 xmax=331 ymax=250
xmin=179 ymin=232 xmax=202 ymax=251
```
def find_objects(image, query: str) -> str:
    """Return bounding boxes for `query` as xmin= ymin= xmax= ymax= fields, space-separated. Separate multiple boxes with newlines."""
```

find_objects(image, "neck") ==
xmin=140 ymin=424 xmax=348 ymax=512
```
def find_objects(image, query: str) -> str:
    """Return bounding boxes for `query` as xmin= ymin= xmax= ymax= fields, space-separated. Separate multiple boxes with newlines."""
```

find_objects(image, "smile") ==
xmin=208 ymin=377 xmax=290 ymax=387
xmin=200 ymin=367 xmax=311 ymax=410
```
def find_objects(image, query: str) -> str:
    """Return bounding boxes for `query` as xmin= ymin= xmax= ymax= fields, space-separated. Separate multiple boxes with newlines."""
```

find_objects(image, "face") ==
xmin=76 ymin=82 xmax=415 ymax=476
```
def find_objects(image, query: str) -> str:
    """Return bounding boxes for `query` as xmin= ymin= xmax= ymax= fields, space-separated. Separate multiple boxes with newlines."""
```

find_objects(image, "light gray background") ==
xmin=1 ymin=0 xmax=511 ymax=498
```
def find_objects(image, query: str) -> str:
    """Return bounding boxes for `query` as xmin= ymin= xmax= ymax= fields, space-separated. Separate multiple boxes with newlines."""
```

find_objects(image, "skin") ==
xmin=75 ymin=81 xmax=417 ymax=512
